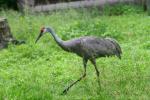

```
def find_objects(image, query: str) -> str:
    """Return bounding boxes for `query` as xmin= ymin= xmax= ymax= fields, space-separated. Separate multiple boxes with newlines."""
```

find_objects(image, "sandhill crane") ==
xmin=35 ymin=27 xmax=122 ymax=94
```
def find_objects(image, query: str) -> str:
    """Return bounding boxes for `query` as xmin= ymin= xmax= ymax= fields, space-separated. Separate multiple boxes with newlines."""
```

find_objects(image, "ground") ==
xmin=0 ymin=7 xmax=150 ymax=99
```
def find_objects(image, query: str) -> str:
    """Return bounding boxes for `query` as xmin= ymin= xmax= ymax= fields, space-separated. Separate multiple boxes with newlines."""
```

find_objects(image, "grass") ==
xmin=0 ymin=6 xmax=150 ymax=99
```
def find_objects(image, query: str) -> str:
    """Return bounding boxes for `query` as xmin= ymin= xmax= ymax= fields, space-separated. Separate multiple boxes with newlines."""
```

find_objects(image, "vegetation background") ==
xmin=0 ymin=1 xmax=150 ymax=100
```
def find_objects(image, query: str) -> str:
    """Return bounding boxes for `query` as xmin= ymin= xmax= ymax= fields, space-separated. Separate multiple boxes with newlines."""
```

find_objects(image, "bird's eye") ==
xmin=40 ymin=27 xmax=45 ymax=33
xmin=40 ymin=29 xmax=44 ymax=33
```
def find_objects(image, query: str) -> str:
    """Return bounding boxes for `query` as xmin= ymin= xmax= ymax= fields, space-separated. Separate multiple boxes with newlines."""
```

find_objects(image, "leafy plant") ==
xmin=103 ymin=3 xmax=144 ymax=15
xmin=61 ymin=20 xmax=108 ymax=40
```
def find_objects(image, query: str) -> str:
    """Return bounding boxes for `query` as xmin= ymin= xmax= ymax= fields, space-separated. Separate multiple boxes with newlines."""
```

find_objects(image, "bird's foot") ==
xmin=61 ymin=88 xmax=68 ymax=95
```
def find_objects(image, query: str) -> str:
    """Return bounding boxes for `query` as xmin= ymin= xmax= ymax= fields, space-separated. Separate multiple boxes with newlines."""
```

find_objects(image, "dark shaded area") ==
xmin=0 ymin=0 xmax=18 ymax=10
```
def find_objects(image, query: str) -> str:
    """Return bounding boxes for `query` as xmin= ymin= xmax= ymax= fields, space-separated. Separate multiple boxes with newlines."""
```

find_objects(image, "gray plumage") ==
xmin=62 ymin=36 xmax=122 ymax=59
xmin=35 ymin=27 xmax=122 ymax=94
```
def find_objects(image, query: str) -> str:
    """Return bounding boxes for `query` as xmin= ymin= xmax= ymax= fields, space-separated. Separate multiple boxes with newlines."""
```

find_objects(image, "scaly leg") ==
xmin=62 ymin=58 xmax=88 ymax=94
xmin=90 ymin=59 xmax=101 ymax=88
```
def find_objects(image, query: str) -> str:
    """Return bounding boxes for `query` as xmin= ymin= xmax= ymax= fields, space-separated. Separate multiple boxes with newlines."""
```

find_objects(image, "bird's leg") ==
xmin=90 ymin=59 xmax=101 ymax=88
xmin=62 ymin=58 xmax=88 ymax=94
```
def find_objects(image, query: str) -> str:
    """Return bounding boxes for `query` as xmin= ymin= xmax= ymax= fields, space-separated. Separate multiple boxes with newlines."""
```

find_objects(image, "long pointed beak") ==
xmin=35 ymin=32 xmax=42 ymax=43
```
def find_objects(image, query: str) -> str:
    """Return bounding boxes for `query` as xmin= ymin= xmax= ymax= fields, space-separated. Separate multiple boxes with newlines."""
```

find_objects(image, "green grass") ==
xmin=0 ymin=7 xmax=150 ymax=99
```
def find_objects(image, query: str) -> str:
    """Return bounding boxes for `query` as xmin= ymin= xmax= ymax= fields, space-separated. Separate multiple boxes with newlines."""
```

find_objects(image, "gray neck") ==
xmin=47 ymin=28 xmax=69 ymax=51
xmin=48 ymin=28 xmax=63 ymax=44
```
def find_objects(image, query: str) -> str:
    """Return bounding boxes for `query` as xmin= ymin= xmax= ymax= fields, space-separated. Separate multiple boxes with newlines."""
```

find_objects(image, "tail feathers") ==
xmin=106 ymin=38 xmax=122 ymax=59
xmin=114 ymin=42 xmax=122 ymax=59
xmin=114 ymin=41 xmax=122 ymax=59
xmin=116 ymin=52 xmax=121 ymax=59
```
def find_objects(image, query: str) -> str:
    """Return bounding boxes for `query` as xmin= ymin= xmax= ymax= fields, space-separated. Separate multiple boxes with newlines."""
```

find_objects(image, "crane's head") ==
xmin=35 ymin=27 xmax=48 ymax=43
